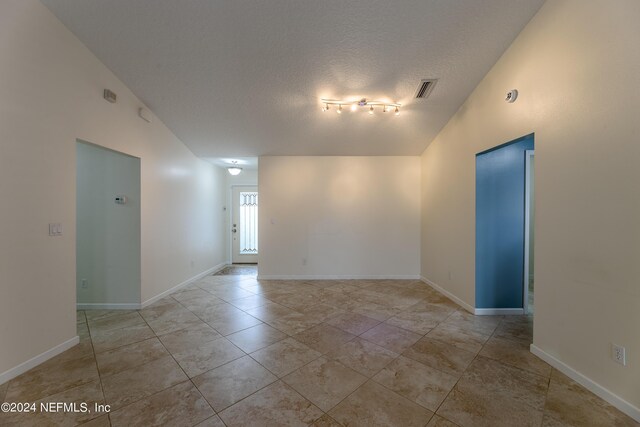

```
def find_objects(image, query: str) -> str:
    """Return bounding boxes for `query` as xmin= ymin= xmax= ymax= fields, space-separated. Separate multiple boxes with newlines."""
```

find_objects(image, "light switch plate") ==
xmin=49 ymin=223 xmax=63 ymax=236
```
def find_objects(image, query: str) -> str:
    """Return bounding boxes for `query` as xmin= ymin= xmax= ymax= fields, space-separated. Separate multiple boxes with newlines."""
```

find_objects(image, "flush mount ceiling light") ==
xmin=227 ymin=161 xmax=243 ymax=176
xmin=321 ymin=98 xmax=401 ymax=116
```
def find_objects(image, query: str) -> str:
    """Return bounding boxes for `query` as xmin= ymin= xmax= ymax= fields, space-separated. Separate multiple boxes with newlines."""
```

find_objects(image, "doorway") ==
xmin=475 ymin=134 xmax=534 ymax=313
xmin=524 ymin=150 xmax=535 ymax=314
xmin=76 ymin=141 xmax=141 ymax=308
xmin=231 ymin=185 xmax=258 ymax=264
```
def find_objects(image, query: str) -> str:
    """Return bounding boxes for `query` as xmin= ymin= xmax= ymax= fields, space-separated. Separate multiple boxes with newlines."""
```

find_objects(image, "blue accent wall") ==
xmin=475 ymin=134 xmax=534 ymax=309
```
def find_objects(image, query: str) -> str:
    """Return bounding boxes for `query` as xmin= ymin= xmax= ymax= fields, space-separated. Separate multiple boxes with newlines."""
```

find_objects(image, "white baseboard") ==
xmin=530 ymin=344 xmax=640 ymax=422
xmin=7 ymin=264 xmax=229 ymax=387
xmin=420 ymin=277 xmax=526 ymax=316
xmin=140 ymin=262 xmax=228 ymax=308
xmin=420 ymin=276 xmax=475 ymax=314
xmin=257 ymin=274 xmax=421 ymax=280
xmin=474 ymin=308 xmax=524 ymax=315
xmin=77 ymin=263 xmax=228 ymax=311
xmin=76 ymin=303 xmax=141 ymax=310
xmin=0 ymin=336 xmax=79 ymax=386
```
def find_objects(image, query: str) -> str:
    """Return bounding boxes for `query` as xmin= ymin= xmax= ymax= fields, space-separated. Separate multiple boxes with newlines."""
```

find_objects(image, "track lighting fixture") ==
xmin=321 ymin=98 xmax=400 ymax=116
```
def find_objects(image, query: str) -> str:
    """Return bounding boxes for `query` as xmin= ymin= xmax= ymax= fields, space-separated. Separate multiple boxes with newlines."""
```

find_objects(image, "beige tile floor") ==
xmin=1 ymin=272 xmax=637 ymax=426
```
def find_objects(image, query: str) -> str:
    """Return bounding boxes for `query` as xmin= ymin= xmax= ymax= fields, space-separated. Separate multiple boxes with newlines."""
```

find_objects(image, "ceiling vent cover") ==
xmin=415 ymin=79 xmax=438 ymax=99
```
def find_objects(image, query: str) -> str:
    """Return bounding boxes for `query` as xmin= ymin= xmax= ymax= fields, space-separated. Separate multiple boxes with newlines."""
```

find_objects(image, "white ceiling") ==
xmin=205 ymin=157 xmax=258 ymax=171
xmin=42 ymin=0 xmax=544 ymax=157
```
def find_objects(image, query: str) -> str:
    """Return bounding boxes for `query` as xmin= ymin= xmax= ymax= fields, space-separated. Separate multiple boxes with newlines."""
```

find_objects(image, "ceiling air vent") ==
xmin=414 ymin=79 xmax=438 ymax=99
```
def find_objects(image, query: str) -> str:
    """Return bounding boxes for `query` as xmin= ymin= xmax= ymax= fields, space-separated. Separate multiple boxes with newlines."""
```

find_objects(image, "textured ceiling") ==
xmin=41 ymin=0 xmax=544 ymax=157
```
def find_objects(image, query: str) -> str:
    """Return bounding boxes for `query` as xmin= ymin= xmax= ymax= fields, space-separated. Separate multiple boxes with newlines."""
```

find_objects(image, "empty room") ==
xmin=0 ymin=0 xmax=638 ymax=426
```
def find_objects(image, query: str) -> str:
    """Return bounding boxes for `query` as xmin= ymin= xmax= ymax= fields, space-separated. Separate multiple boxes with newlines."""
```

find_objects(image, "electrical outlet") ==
xmin=81 ymin=279 xmax=88 ymax=289
xmin=612 ymin=344 xmax=626 ymax=366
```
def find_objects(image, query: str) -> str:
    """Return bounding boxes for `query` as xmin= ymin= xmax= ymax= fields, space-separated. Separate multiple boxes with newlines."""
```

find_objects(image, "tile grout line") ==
xmin=106 ymin=313 xmax=199 ymax=421
xmin=154 ymin=281 xmax=494 ymax=424
xmin=168 ymin=272 xmax=280 ymax=425
xmin=285 ymin=302 xmax=462 ymax=425
xmin=11 ymin=313 xmax=113 ymax=424
xmin=85 ymin=312 xmax=113 ymax=426
xmin=423 ymin=309 xmax=499 ymax=425
xmin=358 ymin=307 xmax=461 ymax=425
xmin=214 ymin=278 xmax=533 ymax=426
xmin=23 ymin=275 xmax=564 ymax=427
xmin=101 ymin=305 xmax=227 ymax=425
xmin=215 ymin=311 xmax=370 ymax=421
xmin=427 ymin=313 xmax=543 ymax=425
xmin=212 ymin=277 xmax=399 ymax=424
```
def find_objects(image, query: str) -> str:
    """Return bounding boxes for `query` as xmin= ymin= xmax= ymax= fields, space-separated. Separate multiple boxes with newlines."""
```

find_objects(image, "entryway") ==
xmin=76 ymin=140 xmax=141 ymax=308
xmin=231 ymin=185 xmax=258 ymax=264
xmin=475 ymin=134 xmax=535 ymax=314
xmin=524 ymin=149 xmax=535 ymax=314
xmin=214 ymin=264 xmax=258 ymax=276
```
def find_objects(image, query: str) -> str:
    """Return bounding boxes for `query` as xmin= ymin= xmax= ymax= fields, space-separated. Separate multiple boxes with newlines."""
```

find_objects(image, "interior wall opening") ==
xmin=524 ymin=150 xmax=535 ymax=314
xmin=76 ymin=140 xmax=141 ymax=309
xmin=475 ymin=133 xmax=535 ymax=314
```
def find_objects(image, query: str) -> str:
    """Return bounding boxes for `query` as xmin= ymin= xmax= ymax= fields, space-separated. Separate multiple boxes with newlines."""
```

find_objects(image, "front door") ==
xmin=231 ymin=186 xmax=258 ymax=264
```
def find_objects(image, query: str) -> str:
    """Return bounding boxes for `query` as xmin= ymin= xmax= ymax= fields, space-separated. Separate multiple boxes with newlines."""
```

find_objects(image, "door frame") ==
xmin=523 ymin=150 xmax=535 ymax=314
xmin=76 ymin=139 xmax=141 ymax=309
xmin=475 ymin=133 xmax=534 ymax=315
xmin=230 ymin=185 xmax=258 ymax=264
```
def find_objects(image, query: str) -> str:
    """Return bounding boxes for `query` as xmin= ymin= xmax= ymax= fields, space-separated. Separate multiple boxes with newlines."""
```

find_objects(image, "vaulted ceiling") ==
xmin=42 ymin=0 xmax=544 ymax=157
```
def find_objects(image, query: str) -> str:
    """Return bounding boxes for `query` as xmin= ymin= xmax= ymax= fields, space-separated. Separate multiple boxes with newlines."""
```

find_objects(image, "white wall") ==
xmin=227 ymin=169 xmax=258 ymax=188
xmin=76 ymin=142 xmax=141 ymax=305
xmin=420 ymin=0 xmax=640 ymax=415
xmin=0 ymin=0 xmax=227 ymax=381
xmin=259 ymin=156 xmax=420 ymax=279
